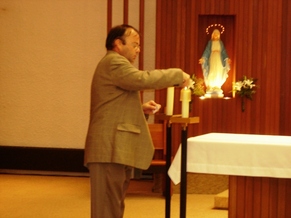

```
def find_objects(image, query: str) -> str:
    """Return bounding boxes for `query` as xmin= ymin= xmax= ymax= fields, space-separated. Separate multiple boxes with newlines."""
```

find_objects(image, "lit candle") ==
xmin=166 ymin=87 xmax=174 ymax=115
xmin=180 ymin=87 xmax=191 ymax=118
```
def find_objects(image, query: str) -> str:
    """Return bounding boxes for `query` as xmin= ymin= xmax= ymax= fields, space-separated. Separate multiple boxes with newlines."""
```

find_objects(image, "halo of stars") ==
xmin=206 ymin=24 xmax=225 ymax=35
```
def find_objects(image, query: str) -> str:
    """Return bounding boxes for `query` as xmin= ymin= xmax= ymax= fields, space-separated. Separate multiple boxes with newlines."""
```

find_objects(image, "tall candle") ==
xmin=180 ymin=87 xmax=191 ymax=118
xmin=166 ymin=87 xmax=174 ymax=115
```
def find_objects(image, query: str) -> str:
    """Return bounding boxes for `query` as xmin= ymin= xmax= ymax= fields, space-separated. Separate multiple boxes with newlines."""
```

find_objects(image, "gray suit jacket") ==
xmin=84 ymin=51 xmax=183 ymax=170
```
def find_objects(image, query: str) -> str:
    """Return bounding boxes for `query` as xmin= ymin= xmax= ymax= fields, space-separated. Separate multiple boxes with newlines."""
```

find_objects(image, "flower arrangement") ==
xmin=232 ymin=75 xmax=258 ymax=112
xmin=189 ymin=74 xmax=205 ymax=97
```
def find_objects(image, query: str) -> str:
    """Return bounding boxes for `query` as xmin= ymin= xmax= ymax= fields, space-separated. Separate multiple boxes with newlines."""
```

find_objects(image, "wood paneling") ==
xmin=280 ymin=0 xmax=291 ymax=136
xmin=107 ymin=0 xmax=146 ymax=70
xmin=107 ymin=0 xmax=112 ymax=32
xmin=123 ymin=0 xmax=128 ymax=24
xmin=155 ymin=0 xmax=290 ymax=154
xmin=138 ymin=0 xmax=144 ymax=70
xmin=229 ymin=176 xmax=291 ymax=218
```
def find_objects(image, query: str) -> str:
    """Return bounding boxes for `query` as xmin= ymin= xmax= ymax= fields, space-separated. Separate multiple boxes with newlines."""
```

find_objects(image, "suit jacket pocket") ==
xmin=117 ymin=123 xmax=141 ymax=134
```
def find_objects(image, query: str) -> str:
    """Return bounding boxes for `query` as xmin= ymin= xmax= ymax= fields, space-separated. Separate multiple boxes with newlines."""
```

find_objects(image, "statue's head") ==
xmin=211 ymin=29 xmax=220 ymax=40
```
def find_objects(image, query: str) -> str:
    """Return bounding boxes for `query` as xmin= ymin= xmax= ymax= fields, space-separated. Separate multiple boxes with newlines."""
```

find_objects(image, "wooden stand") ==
xmin=155 ymin=114 xmax=199 ymax=218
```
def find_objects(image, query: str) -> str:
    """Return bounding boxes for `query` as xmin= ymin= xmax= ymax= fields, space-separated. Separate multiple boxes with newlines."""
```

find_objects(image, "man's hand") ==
xmin=181 ymin=72 xmax=191 ymax=88
xmin=143 ymin=100 xmax=161 ymax=115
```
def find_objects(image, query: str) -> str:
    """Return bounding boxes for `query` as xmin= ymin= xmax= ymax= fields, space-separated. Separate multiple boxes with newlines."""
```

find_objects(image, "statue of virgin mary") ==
xmin=199 ymin=29 xmax=231 ymax=97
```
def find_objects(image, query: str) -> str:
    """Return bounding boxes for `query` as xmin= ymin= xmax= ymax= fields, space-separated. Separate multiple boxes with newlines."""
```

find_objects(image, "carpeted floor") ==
xmin=0 ymin=173 xmax=227 ymax=218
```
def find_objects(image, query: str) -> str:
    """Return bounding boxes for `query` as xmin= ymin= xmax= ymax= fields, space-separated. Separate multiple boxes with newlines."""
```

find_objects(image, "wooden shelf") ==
xmin=155 ymin=113 xmax=200 ymax=125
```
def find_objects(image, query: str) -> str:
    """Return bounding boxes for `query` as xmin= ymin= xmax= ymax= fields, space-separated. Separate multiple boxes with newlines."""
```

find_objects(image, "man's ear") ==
xmin=113 ymin=39 xmax=123 ymax=51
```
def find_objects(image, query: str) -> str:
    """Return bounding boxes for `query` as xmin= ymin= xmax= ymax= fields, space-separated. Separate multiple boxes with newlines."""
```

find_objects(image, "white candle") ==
xmin=166 ymin=87 xmax=174 ymax=115
xmin=180 ymin=87 xmax=191 ymax=118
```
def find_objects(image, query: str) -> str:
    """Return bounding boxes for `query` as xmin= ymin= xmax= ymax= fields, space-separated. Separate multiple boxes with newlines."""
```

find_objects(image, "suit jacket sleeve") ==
xmin=109 ymin=53 xmax=184 ymax=91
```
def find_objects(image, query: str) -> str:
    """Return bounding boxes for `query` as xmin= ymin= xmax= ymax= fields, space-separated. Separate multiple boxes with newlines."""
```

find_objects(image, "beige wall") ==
xmin=0 ymin=0 xmax=156 ymax=148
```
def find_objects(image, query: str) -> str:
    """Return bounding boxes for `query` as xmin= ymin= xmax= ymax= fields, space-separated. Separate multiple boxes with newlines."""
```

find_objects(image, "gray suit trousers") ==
xmin=88 ymin=163 xmax=133 ymax=218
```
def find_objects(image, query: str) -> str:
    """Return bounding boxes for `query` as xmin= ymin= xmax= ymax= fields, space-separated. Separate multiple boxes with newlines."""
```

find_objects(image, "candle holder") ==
xmin=155 ymin=113 xmax=199 ymax=218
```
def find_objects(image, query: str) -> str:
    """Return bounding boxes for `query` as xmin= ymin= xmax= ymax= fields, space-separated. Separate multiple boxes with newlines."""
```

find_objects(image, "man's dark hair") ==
xmin=105 ymin=24 xmax=139 ymax=50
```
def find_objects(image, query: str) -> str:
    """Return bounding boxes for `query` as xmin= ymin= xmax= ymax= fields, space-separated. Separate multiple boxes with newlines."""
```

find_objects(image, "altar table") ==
xmin=168 ymin=133 xmax=291 ymax=217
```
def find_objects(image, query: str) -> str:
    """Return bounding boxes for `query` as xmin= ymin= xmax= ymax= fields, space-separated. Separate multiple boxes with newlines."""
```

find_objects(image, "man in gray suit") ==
xmin=84 ymin=24 xmax=190 ymax=218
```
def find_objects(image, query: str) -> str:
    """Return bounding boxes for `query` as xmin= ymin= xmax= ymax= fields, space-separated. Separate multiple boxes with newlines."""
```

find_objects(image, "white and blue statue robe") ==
xmin=201 ymin=40 xmax=230 ymax=91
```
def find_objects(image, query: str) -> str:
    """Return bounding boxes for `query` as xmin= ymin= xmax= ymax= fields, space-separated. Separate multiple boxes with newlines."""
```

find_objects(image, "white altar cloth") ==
xmin=168 ymin=133 xmax=291 ymax=185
